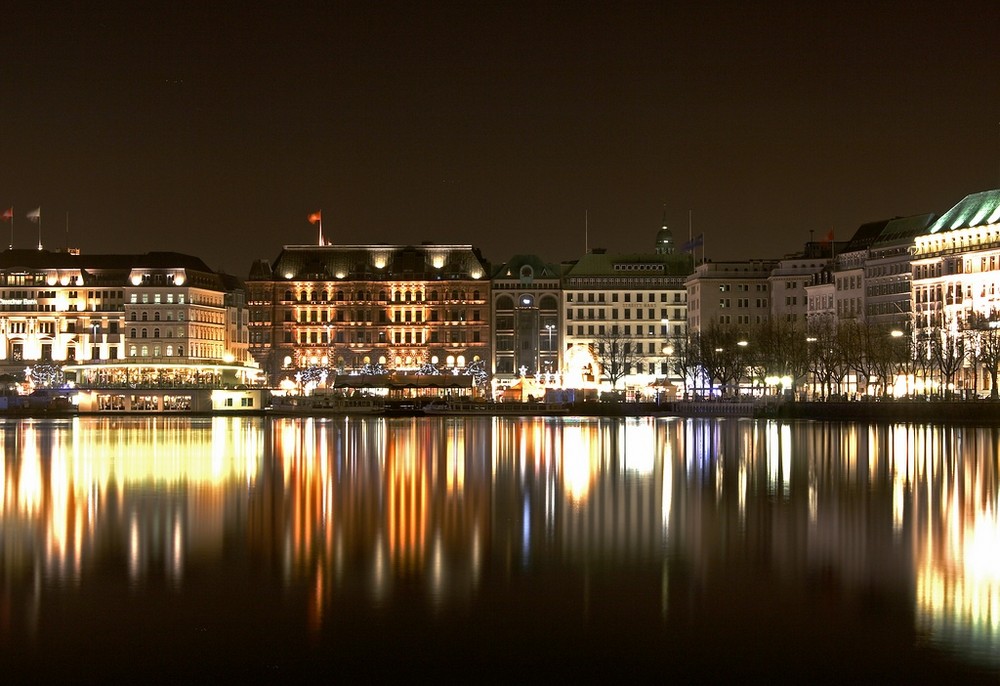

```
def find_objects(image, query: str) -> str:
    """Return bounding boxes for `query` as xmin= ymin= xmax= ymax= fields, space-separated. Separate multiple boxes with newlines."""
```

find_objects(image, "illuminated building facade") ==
xmin=0 ymin=250 xmax=256 ymax=390
xmin=246 ymin=244 xmax=491 ymax=385
xmin=912 ymin=189 xmax=1000 ymax=394
xmin=561 ymin=231 xmax=691 ymax=392
xmin=490 ymin=255 xmax=563 ymax=385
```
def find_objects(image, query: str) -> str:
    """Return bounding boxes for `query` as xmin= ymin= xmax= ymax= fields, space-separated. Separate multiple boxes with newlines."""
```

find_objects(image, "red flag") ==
xmin=822 ymin=229 xmax=834 ymax=243
xmin=1 ymin=208 xmax=11 ymax=222
xmin=308 ymin=211 xmax=322 ymax=225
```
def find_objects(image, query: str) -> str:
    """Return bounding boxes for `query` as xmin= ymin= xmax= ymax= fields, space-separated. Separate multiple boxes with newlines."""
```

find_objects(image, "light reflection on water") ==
xmin=0 ymin=416 xmax=997 ymax=679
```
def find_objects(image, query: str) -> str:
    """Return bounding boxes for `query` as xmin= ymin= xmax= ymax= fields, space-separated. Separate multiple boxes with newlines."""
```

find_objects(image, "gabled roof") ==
xmin=929 ymin=189 xmax=1000 ymax=234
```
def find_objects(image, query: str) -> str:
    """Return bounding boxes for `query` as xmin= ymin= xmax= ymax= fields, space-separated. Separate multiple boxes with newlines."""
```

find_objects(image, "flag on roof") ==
xmin=26 ymin=207 xmax=40 ymax=222
xmin=681 ymin=233 xmax=704 ymax=253
xmin=308 ymin=210 xmax=322 ymax=224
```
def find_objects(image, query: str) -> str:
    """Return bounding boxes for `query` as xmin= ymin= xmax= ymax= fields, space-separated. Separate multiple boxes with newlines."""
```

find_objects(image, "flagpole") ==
xmin=9 ymin=205 xmax=13 ymax=250
xmin=37 ymin=207 xmax=42 ymax=251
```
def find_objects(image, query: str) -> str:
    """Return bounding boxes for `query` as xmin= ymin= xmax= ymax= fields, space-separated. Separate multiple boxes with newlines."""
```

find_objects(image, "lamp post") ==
xmin=544 ymin=323 xmax=554 ymax=379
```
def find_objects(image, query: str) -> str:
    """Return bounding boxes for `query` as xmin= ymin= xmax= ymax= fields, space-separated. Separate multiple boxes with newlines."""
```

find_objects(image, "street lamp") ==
xmin=544 ymin=323 xmax=555 ymax=380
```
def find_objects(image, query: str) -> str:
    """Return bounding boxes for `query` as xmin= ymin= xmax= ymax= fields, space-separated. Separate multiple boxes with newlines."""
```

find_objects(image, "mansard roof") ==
xmin=929 ymin=189 xmax=1000 ymax=234
xmin=0 ymin=249 xmax=215 ymax=273
xmin=841 ymin=219 xmax=892 ymax=253
xmin=872 ymin=213 xmax=936 ymax=246
xmin=491 ymin=254 xmax=562 ymax=280
xmin=256 ymin=243 xmax=490 ymax=282
xmin=562 ymin=249 xmax=693 ymax=278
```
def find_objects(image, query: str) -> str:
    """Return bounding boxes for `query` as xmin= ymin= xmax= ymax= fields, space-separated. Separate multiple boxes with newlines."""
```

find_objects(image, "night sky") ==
xmin=2 ymin=1 xmax=998 ymax=277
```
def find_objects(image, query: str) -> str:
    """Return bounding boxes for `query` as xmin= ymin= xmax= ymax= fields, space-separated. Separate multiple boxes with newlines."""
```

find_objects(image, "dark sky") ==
xmin=2 ymin=1 xmax=998 ymax=276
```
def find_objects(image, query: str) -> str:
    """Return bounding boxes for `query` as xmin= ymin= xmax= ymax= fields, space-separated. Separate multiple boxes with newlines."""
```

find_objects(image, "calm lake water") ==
xmin=0 ymin=415 xmax=997 ymax=682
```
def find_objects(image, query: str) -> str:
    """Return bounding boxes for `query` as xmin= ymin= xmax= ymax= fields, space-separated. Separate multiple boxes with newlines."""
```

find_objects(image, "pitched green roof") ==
xmin=929 ymin=189 xmax=1000 ymax=234
xmin=562 ymin=250 xmax=693 ymax=277
xmin=872 ymin=213 xmax=936 ymax=246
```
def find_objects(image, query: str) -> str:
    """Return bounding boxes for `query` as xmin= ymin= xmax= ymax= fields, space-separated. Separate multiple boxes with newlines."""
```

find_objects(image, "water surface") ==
xmin=0 ymin=416 xmax=997 ymax=682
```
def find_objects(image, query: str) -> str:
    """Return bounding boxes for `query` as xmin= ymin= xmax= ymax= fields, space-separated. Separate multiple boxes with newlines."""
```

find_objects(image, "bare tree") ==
xmin=806 ymin=316 xmax=842 ymax=399
xmin=666 ymin=333 xmax=697 ymax=397
xmin=591 ymin=327 xmax=644 ymax=390
xmin=966 ymin=311 xmax=1000 ymax=399
xmin=930 ymin=326 xmax=965 ymax=398
xmin=697 ymin=325 xmax=750 ymax=397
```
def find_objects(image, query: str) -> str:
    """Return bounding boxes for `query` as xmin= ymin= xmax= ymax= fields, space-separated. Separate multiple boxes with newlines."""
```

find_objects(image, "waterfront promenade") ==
xmin=4 ymin=395 xmax=1000 ymax=424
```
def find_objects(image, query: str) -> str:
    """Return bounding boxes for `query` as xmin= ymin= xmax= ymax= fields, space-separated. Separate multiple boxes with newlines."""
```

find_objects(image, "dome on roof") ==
xmin=655 ymin=223 xmax=674 ymax=255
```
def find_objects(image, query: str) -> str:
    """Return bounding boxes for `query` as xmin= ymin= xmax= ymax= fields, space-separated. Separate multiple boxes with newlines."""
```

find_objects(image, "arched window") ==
xmin=154 ymin=312 xmax=160 ymax=321
xmin=310 ymin=291 xmax=317 ymax=301
xmin=430 ymin=290 xmax=438 ymax=301
xmin=130 ymin=328 xmax=137 ymax=338
xmin=177 ymin=345 xmax=184 ymax=356
xmin=130 ymin=312 xmax=137 ymax=321
xmin=539 ymin=295 xmax=558 ymax=311
xmin=166 ymin=345 xmax=173 ymax=356
xmin=379 ymin=290 xmax=387 ymax=301
xmin=141 ymin=328 xmax=148 ymax=338
xmin=141 ymin=312 xmax=148 ymax=321
xmin=141 ymin=345 xmax=148 ymax=356
xmin=129 ymin=345 xmax=137 ymax=357
xmin=153 ymin=328 xmax=160 ymax=338
xmin=284 ymin=290 xmax=292 ymax=301
xmin=473 ymin=290 xmax=480 ymax=300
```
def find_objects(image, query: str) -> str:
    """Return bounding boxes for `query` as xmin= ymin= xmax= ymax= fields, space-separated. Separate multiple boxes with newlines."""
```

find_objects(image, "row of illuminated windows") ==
xmin=282 ymin=308 xmax=483 ymax=324
xmin=567 ymin=307 xmax=684 ymax=320
xmin=128 ymin=344 xmax=185 ymax=357
xmin=129 ymin=311 xmax=185 ymax=321
xmin=285 ymin=328 xmax=482 ymax=346
xmin=129 ymin=292 xmax=186 ymax=304
xmin=564 ymin=324 xmax=683 ymax=337
xmin=128 ymin=327 xmax=186 ymax=339
xmin=284 ymin=289 xmax=482 ymax=303
xmin=565 ymin=291 xmax=683 ymax=303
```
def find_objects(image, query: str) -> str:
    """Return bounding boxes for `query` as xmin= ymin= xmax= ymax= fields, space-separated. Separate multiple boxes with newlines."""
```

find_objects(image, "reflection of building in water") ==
xmin=0 ymin=417 xmax=262 ymax=594
xmin=490 ymin=418 xmax=670 ymax=571
xmin=907 ymin=425 xmax=1000 ymax=668
xmin=669 ymin=419 xmax=1000 ymax=670
xmin=259 ymin=417 xmax=493 ymax=628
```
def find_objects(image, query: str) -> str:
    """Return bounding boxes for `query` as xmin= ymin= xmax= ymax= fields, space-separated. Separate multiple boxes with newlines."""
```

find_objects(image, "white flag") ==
xmin=26 ymin=207 xmax=40 ymax=222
